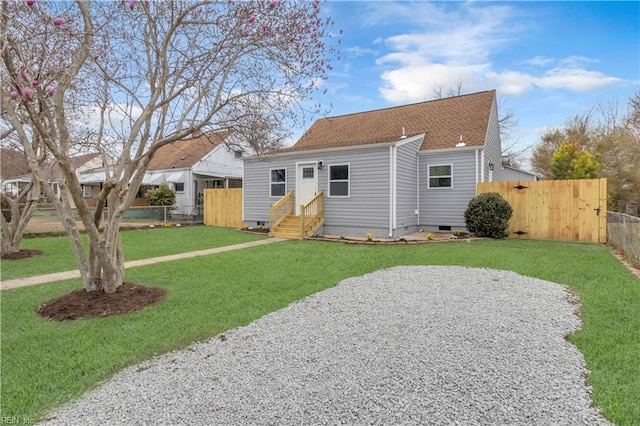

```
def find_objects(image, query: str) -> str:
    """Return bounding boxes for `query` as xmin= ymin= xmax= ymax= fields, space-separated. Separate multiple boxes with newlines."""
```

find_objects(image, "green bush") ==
xmin=145 ymin=184 xmax=176 ymax=220
xmin=464 ymin=192 xmax=513 ymax=238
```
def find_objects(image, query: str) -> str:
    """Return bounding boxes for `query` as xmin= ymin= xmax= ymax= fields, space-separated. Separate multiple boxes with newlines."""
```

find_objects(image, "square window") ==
xmin=302 ymin=167 xmax=314 ymax=179
xmin=329 ymin=164 xmax=349 ymax=197
xmin=174 ymin=182 xmax=185 ymax=192
xmin=428 ymin=164 xmax=452 ymax=189
xmin=270 ymin=168 xmax=286 ymax=197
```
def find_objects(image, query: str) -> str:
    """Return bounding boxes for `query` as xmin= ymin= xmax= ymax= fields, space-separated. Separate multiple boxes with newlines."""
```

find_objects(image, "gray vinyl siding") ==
xmin=323 ymin=146 xmax=390 ymax=236
xmin=244 ymin=146 xmax=391 ymax=235
xmin=394 ymin=138 xmax=421 ymax=234
xmin=243 ymin=156 xmax=291 ymax=223
xmin=484 ymin=98 xmax=502 ymax=182
xmin=419 ymin=150 xmax=477 ymax=230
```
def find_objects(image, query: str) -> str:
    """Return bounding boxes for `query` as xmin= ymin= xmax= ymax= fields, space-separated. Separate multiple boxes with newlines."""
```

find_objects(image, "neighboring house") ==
xmin=62 ymin=153 xmax=103 ymax=207
xmin=79 ymin=131 xmax=243 ymax=215
xmin=243 ymin=90 xmax=504 ymax=239
xmin=501 ymin=165 xmax=538 ymax=181
xmin=0 ymin=147 xmax=31 ymax=196
xmin=1 ymin=149 xmax=101 ymax=204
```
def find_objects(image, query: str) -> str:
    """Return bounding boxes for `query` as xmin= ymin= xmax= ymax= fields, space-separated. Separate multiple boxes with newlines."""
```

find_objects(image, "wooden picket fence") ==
xmin=203 ymin=188 xmax=244 ymax=228
xmin=477 ymin=178 xmax=607 ymax=243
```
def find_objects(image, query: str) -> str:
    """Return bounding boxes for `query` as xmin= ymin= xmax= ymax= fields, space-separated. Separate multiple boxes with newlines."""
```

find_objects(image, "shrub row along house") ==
xmin=242 ymin=90 xmax=535 ymax=239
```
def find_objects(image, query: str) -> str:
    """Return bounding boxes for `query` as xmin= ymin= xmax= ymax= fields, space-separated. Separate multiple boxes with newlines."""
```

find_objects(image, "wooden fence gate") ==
xmin=203 ymin=188 xmax=243 ymax=228
xmin=477 ymin=178 xmax=607 ymax=243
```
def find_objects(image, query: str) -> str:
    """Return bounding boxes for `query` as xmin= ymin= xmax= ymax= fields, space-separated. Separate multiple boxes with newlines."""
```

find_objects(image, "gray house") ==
xmin=243 ymin=90 xmax=502 ymax=239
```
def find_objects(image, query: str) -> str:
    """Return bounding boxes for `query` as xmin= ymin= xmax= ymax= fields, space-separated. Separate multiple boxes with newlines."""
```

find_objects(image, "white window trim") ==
xmin=427 ymin=163 xmax=454 ymax=189
xmin=269 ymin=167 xmax=287 ymax=198
xmin=174 ymin=182 xmax=185 ymax=193
xmin=82 ymin=185 xmax=92 ymax=198
xmin=328 ymin=163 xmax=350 ymax=198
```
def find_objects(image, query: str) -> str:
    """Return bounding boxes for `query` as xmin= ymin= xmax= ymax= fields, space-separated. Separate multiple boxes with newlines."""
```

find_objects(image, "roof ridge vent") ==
xmin=456 ymin=135 xmax=466 ymax=147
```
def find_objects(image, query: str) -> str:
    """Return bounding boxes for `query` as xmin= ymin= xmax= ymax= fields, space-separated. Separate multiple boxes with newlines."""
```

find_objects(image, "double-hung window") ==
xmin=270 ymin=168 xmax=286 ymax=197
xmin=428 ymin=164 xmax=453 ymax=188
xmin=329 ymin=164 xmax=349 ymax=197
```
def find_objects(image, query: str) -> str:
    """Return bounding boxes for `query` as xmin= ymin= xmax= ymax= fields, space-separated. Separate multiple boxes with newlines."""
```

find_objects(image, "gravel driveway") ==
xmin=41 ymin=266 xmax=609 ymax=425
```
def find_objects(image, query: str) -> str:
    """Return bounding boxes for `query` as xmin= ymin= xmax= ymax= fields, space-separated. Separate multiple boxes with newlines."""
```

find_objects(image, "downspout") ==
xmin=416 ymin=152 xmax=420 ymax=225
xmin=392 ymin=145 xmax=397 ymax=232
xmin=388 ymin=145 xmax=394 ymax=238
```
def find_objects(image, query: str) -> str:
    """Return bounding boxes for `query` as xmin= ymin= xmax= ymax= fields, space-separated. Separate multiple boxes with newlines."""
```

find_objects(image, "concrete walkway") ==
xmin=0 ymin=238 xmax=285 ymax=291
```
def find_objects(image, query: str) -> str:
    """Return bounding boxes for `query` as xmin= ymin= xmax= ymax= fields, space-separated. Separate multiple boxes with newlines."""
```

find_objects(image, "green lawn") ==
xmin=0 ymin=226 xmax=267 ymax=280
xmin=1 ymin=237 xmax=638 ymax=424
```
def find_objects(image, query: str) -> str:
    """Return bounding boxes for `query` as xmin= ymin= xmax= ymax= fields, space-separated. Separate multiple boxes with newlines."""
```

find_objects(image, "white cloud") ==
xmin=347 ymin=46 xmax=378 ymax=57
xmin=485 ymin=71 xmax=536 ymax=96
xmin=374 ymin=3 xmax=521 ymax=102
xmin=374 ymin=1 xmax=627 ymax=103
xmin=378 ymin=6 xmax=516 ymax=65
xmin=380 ymin=62 xmax=490 ymax=103
xmin=523 ymin=56 xmax=554 ymax=67
xmin=486 ymin=61 xmax=625 ymax=95
xmin=537 ymin=67 xmax=623 ymax=92
xmin=559 ymin=56 xmax=599 ymax=67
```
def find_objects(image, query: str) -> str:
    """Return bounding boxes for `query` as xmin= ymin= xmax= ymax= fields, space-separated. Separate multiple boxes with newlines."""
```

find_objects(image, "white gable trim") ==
xmin=245 ymin=133 xmax=426 ymax=160
xmin=418 ymin=145 xmax=482 ymax=155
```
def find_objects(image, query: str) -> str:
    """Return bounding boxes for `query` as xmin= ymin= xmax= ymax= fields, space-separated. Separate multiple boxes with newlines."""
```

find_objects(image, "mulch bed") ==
xmin=37 ymin=283 xmax=166 ymax=321
xmin=1 ymin=249 xmax=43 ymax=260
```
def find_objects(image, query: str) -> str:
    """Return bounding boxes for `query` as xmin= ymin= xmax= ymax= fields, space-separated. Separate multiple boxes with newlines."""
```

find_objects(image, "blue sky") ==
xmin=313 ymin=1 xmax=639 ymax=170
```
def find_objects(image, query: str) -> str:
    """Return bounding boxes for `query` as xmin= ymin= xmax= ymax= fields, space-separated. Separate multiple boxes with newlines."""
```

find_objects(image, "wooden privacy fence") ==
xmin=203 ymin=188 xmax=243 ymax=228
xmin=478 ymin=178 xmax=607 ymax=243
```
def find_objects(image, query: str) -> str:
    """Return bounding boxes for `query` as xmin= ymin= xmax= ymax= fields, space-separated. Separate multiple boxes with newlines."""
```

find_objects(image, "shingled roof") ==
xmin=50 ymin=152 xmax=101 ymax=180
xmin=284 ymin=90 xmax=496 ymax=153
xmin=147 ymin=131 xmax=231 ymax=170
xmin=0 ymin=147 xmax=31 ymax=180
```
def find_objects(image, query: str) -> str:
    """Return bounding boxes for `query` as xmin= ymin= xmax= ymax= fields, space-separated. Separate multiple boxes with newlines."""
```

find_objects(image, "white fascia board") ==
xmin=193 ymin=171 xmax=242 ymax=179
xmin=394 ymin=133 xmax=425 ymax=148
xmin=244 ymin=133 xmax=427 ymax=161
xmin=418 ymin=145 xmax=483 ymax=155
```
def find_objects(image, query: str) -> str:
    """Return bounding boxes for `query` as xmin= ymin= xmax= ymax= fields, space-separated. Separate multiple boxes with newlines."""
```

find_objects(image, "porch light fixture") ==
xmin=489 ymin=163 xmax=495 ymax=171
xmin=317 ymin=160 xmax=323 ymax=169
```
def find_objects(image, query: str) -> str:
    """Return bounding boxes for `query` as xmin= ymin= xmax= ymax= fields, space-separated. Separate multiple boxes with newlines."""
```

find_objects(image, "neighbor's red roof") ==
xmin=283 ymin=90 xmax=496 ymax=153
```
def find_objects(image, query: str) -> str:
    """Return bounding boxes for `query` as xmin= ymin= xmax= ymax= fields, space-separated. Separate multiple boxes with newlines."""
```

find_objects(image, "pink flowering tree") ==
xmin=1 ymin=1 xmax=89 ymax=256
xmin=2 ymin=0 xmax=339 ymax=293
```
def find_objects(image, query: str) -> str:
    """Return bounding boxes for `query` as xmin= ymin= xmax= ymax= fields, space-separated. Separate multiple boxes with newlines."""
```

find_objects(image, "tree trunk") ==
xmin=0 ymin=235 xmax=21 ymax=255
xmin=0 ymin=188 xmax=38 ymax=256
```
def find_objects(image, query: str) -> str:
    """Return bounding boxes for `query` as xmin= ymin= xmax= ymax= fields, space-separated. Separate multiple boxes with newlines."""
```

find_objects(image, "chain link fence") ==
xmin=15 ymin=205 xmax=204 ymax=235
xmin=118 ymin=205 xmax=204 ymax=223
xmin=607 ymin=211 xmax=640 ymax=269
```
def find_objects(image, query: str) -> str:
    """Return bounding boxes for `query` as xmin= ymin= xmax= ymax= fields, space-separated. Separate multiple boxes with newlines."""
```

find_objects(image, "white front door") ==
xmin=296 ymin=162 xmax=318 ymax=215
